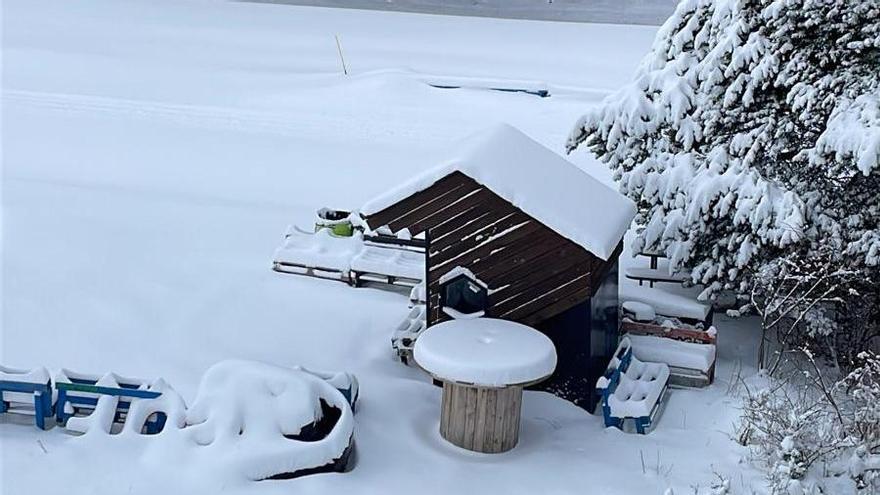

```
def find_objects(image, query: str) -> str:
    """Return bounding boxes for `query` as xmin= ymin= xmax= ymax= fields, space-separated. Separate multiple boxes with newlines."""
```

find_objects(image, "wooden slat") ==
xmin=387 ymin=182 xmax=483 ymax=234
xmin=487 ymin=242 xmax=592 ymax=290
xmin=520 ymin=284 xmax=593 ymax=326
xmin=364 ymin=171 xmax=473 ymax=230
xmin=430 ymin=208 xmax=518 ymax=253
xmin=403 ymin=188 xmax=497 ymax=236
xmin=430 ymin=209 xmax=496 ymax=245
xmin=428 ymin=193 xmax=512 ymax=241
xmin=429 ymin=211 xmax=531 ymax=264
xmin=501 ymin=272 xmax=591 ymax=322
xmin=426 ymin=228 xmax=566 ymax=293
xmin=429 ymin=220 xmax=544 ymax=273
xmin=489 ymin=264 xmax=591 ymax=317
xmin=590 ymin=241 xmax=623 ymax=288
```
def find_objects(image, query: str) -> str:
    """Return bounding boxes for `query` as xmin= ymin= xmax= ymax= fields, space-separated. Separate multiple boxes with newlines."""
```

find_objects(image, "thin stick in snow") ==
xmin=335 ymin=35 xmax=348 ymax=75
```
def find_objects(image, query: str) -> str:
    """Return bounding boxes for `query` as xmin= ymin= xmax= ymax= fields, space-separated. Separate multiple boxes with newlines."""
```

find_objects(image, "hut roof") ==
xmin=360 ymin=124 xmax=636 ymax=260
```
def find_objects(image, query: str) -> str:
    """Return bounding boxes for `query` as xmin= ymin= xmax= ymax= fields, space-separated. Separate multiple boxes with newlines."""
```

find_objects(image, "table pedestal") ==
xmin=439 ymin=381 xmax=523 ymax=453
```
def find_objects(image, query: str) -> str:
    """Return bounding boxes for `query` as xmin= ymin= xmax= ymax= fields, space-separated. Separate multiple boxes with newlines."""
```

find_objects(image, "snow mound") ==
xmin=181 ymin=360 xmax=354 ymax=481
xmin=414 ymin=318 xmax=556 ymax=386
xmin=361 ymin=124 xmax=636 ymax=261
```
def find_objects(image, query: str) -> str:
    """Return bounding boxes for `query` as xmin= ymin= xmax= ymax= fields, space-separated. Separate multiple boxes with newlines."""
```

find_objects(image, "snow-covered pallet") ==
xmin=624 ymin=333 xmax=716 ymax=388
xmin=55 ymin=370 xmax=169 ymax=434
xmin=596 ymin=338 xmax=670 ymax=434
xmin=273 ymin=227 xmax=426 ymax=290
xmin=620 ymin=301 xmax=717 ymax=387
xmin=392 ymin=304 xmax=427 ymax=365
xmin=0 ymin=365 xmax=53 ymax=430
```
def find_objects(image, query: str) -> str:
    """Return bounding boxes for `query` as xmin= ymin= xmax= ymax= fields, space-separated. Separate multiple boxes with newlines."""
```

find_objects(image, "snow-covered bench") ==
xmin=0 ymin=365 xmax=54 ymax=430
xmin=596 ymin=338 xmax=670 ymax=434
xmin=55 ymin=370 xmax=168 ymax=434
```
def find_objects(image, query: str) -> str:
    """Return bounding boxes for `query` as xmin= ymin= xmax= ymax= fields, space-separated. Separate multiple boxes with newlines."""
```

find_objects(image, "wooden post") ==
xmin=439 ymin=381 xmax=523 ymax=453
xmin=334 ymin=35 xmax=348 ymax=75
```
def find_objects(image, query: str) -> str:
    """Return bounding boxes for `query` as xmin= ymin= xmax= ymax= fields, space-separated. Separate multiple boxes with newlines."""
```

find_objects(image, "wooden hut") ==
xmin=360 ymin=124 xmax=636 ymax=410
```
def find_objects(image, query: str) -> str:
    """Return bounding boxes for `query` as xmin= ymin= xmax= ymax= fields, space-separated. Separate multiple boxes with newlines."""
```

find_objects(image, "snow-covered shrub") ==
xmin=739 ymin=353 xmax=880 ymax=493
xmin=567 ymin=0 xmax=880 ymax=368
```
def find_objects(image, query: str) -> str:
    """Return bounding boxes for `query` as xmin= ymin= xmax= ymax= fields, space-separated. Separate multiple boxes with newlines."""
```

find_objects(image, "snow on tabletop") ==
xmin=0 ymin=364 xmax=50 ymax=384
xmin=359 ymin=124 xmax=636 ymax=261
xmin=625 ymin=333 xmax=716 ymax=373
xmin=413 ymin=318 xmax=556 ymax=386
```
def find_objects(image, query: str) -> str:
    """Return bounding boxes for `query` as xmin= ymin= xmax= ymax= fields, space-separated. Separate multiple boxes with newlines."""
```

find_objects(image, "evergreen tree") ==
xmin=568 ymin=0 xmax=879 ymax=296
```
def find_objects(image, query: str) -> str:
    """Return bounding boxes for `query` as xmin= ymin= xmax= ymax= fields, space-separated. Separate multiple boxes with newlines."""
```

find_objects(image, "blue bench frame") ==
xmin=598 ymin=346 xmax=668 ymax=434
xmin=0 ymin=379 xmax=54 ymax=430
xmin=56 ymin=377 xmax=166 ymax=434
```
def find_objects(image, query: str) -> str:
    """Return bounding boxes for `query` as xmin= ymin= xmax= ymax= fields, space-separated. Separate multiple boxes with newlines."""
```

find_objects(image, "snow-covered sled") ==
xmin=596 ymin=337 xmax=670 ymax=434
xmin=0 ymin=365 xmax=54 ymax=430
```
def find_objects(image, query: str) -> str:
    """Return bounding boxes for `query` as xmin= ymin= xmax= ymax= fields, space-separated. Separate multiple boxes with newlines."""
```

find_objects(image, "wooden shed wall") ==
xmin=363 ymin=171 xmax=620 ymax=328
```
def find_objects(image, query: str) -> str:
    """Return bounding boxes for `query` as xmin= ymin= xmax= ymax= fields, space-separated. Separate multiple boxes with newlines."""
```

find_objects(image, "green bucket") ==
xmin=315 ymin=208 xmax=354 ymax=237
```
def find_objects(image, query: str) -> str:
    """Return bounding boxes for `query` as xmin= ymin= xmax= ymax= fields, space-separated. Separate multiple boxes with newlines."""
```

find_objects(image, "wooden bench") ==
xmin=0 ymin=366 xmax=53 ymax=430
xmin=596 ymin=338 xmax=670 ymax=434
xmin=55 ymin=371 xmax=167 ymax=434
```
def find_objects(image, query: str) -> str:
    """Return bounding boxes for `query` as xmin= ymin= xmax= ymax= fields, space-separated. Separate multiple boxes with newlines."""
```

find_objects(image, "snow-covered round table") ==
xmin=413 ymin=318 xmax=557 ymax=453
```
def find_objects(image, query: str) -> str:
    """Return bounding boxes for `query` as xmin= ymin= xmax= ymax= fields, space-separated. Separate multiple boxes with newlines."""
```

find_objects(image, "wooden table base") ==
xmin=439 ymin=381 xmax=523 ymax=453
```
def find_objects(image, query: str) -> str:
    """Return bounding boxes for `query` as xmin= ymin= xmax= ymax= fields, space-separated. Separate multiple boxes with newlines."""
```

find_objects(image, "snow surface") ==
xmin=1 ymin=1 xmax=769 ymax=493
xmin=360 ymin=124 xmax=637 ymax=261
xmin=413 ymin=318 xmax=557 ymax=386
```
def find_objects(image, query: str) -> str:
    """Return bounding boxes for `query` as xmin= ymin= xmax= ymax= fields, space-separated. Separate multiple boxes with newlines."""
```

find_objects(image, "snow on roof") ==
xmin=360 ymin=124 xmax=636 ymax=260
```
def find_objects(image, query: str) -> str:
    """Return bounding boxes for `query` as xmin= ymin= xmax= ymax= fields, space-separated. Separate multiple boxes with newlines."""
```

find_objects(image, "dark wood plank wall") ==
xmin=363 ymin=171 xmax=618 ymax=328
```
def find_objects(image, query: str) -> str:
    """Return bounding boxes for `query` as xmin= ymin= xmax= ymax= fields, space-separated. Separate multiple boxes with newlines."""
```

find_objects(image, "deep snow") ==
xmin=2 ymin=1 xmax=766 ymax=493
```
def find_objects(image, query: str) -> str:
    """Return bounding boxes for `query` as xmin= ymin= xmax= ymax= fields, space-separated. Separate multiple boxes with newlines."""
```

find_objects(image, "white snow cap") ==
xmin=360 ymin=124 xmax=636 ymax=260
xmin=413 ymin=318 xmax=557 ymax=387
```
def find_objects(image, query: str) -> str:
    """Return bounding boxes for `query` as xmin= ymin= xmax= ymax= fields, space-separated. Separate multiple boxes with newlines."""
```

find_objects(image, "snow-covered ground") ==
xmin=2 ymin=1 xmax=766 ymax=493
